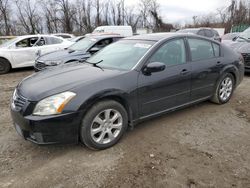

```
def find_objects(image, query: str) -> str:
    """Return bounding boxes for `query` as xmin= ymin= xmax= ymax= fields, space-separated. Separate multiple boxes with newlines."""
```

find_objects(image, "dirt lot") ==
xmin=0 ymin=69 xmax=250 ymax=188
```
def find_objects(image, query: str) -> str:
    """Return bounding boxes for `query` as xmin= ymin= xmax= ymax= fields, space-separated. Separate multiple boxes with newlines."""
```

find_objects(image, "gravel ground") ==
xmin=0 ymin=68 xmax=250 ymax=188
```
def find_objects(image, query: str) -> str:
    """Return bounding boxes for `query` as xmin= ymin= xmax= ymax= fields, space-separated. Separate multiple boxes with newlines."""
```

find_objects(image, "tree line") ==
xmin=1 ymin=0 xmax=250 ymax=36
xmin=186 ymin=0 xmax=250 ymax=32
xmin=0 ymin=0 xmax=173 ymax=36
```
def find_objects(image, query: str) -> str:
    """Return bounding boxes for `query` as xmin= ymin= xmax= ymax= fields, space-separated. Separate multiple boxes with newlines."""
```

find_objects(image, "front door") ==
xmin=11 ymin=37 xmax=40 ymax=68
xmin=137 ymin=38 xmax=191 ymax=118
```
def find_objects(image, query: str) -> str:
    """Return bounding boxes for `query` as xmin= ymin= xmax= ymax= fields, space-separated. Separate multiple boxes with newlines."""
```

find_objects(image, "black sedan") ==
xmin=34 ymin=35 xmax=123 ymax=71
xmin=11 ymin=33 xmax=244 ymax=150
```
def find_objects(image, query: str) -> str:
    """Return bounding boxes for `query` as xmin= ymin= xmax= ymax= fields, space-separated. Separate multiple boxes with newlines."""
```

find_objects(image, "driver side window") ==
xmin=149 ymin=39 xmax=186 ymax=66
xmin=16 ymin=37 xmax=39 ymax=48
xmin=93 ymin=38 xmax=113 ymax=49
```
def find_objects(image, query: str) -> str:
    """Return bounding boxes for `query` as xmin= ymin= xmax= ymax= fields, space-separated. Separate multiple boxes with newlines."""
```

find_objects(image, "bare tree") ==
xmin=0 ymin=0 xmax=11 ymax=35
xmin=39 ymin=0 xmax=60 ymax=33
xmin=56 ymin=0 xmax=76 ymax=33
xmin=15 ymin=0 xmax=43 ymax=34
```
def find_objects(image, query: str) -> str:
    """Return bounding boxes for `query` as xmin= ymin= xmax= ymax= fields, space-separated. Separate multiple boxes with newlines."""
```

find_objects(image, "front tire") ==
xmin=0 ymin=58 xmax=11 ymax=74
xmin=80 ymin=100 xmax=128 ymax=150
xmin=211 ymin=73 xmax=235 ymax=104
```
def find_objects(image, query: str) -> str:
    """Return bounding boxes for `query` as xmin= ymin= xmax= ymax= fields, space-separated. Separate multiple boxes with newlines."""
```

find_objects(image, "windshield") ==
xmin=238 ymin=28 xmax=250 ymax=41
xmin=0 ymin=37 xmax=19 ymax=48
xmin=68 ymin=37 xmax=96 ymax=51
xmin=87 ymin=40 xmax=155 ymax=70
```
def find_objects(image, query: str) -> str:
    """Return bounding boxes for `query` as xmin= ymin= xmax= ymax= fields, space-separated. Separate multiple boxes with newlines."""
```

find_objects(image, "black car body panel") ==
xmin=11 ymin=33 xmax=244 ymax=145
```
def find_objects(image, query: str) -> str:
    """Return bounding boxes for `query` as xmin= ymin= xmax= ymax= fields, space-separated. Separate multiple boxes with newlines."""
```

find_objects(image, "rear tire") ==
xmin=80 ymin=100 xmax=128 ymax=150
xmin=210 ymin=73 xmax=235 ymax=104
xmin=0 ymin=58 xmax=11 ymax=74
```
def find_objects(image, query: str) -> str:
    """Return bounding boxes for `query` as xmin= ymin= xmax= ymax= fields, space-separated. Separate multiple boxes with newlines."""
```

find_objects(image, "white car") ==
xmin=0 ymin=34 xmax=73 ymax=74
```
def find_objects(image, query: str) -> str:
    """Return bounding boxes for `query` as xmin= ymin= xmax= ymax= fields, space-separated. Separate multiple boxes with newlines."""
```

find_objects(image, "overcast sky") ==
xmin=125 ymin=0 xmax=232 ymax=24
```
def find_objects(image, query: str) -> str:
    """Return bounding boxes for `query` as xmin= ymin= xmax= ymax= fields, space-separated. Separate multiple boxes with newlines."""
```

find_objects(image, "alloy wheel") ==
xmin=90 ymin=109 xmax=123 ymax=144
xmin=219 ymin=77 xmax=233 ymax=101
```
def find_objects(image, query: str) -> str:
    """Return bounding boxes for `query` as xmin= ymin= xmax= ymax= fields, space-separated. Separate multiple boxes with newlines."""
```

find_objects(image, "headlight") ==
xmin=45 ymin=60 xmax=63 ymax=66
xmin=33 ymin=91 xmax=76 ymax=116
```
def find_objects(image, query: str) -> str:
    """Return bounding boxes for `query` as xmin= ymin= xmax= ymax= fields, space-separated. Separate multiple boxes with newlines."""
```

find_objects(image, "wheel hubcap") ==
xmin=219 ymin=77 xmax=233 ymax=101
xmin=90 ymin=109 xmax=123 ymax=144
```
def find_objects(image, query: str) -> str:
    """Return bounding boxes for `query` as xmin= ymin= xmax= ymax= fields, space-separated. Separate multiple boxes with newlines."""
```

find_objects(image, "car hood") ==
xmin=18 ymin=63 xmax=128 ymax=101
xmin=228 ymin=41 xmax=250 ymax=53
xmin=38 ymin=49 xmax=89 ymax=62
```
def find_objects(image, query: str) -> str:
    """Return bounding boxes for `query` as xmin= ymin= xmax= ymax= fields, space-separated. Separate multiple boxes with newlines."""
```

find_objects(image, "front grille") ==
xmin=35 ymin=61 xmax=47 ymax=70
xmin=242 ymin=53 xmax=250 ymax=67
xmin=12 ymin=90 xmax=27 ymax=110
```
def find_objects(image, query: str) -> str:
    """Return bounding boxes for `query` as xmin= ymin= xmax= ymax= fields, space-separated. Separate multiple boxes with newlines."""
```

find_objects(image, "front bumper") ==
xmin=11 ymin=109 xmax=81 ymax=145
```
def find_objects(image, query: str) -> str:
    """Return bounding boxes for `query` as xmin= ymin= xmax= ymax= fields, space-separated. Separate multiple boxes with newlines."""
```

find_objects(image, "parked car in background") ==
xmin=34 ymin=35 xmax=123 ymax=71
xmin=92 ymin=26 xmax=133 ymax=37
xmin=0 ymin=35 xmax=73 ymax=74
xmin=177 ymin=28 xmax=221 ymax=41
xmin=0 ymin=36 xmax=16 ymax=45
xmin=52 ymin=33 xmax=75 ymax=39
xmin=226 ymin=27 xmax=250 ymax=72
xmin=11 ymin=33 xmax=244 ymax=150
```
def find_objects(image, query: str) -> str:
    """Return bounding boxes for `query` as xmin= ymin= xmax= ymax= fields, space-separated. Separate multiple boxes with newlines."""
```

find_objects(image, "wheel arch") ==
xmin=219 ymin=65 xmax=238 ymax=84
xmin=0 ymin=56 xmax=12 ymax=68
xmin=78 ymin=90 xmax=134 ymax=127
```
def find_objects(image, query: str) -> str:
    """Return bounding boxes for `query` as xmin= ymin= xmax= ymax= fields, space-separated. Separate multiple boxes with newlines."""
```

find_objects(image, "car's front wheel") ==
xmin=0 ymin=58 xmax=11 ymax=74
xmin=80 ymin=100 xmax=128 ymax=150
xmin=211 ymin=73 xmax=235 ymax=104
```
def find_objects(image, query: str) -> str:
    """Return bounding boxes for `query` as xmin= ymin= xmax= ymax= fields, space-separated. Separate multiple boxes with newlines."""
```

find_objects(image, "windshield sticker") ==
xmin=134 ymin=43 xmax=152 ymax=49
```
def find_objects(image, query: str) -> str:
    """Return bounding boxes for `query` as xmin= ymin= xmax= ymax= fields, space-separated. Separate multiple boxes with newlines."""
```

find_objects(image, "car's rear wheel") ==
xmin=211 ymin=73 xmax=235 ymax=104
xmin=0 ymin=58 xmax=11 ymax=74
xmin=80 ymin=100 xmax=128 ymax=150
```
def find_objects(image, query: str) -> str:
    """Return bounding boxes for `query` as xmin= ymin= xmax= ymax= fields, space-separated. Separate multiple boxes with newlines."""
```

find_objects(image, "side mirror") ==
xmin=89 ymin=47 xmax=100 ymax=54
xmin=143 ymin=62 xmax=166 ymax=75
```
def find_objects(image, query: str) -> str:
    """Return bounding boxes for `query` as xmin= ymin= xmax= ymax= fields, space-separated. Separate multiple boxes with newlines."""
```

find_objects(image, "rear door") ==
xmin=37 ymin=36 xmax=65 ymax=56
xmin=138 ymin=38 xmax=191 ymax=117
xmin=187 ymin=37 xmax=222 ymax=101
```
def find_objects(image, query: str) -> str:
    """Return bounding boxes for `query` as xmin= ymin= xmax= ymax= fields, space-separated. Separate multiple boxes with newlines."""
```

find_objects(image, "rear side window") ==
xmin=212 ymin=30 xmax=220 ymax=37
xmin=197 ymin=30 xmax=205 ymax=36
xmin=212 ymin=43 xmax=220 ymax=57
xmin=45 ymin=37 xmax=63 ymax=45
xmin=204 ymin=29 xmax=214 ymax=37
xmin=188 ymin=38 xmax=214 ymax=61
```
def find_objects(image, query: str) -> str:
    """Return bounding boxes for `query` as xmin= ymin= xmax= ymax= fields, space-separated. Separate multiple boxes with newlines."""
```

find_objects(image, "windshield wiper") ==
xmin=82 ymin=59 xmax=104 ymax=70
xmin=238 ymin=36 xmax=250 ymax=42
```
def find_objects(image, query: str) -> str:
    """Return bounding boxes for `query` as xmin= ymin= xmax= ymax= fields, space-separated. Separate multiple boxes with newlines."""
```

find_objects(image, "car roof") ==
xmin=124 ymin=33 xmax=193 ymax=42
xmin=16 ymin=34 xmax=64 ymax=40
xmin=87 ymin=34 xmax=124 ymax=40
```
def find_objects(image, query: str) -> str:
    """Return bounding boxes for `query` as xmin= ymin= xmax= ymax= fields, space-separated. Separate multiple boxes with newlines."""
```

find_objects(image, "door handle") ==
xmin=180 ymin=69 xmax=190 ymax=75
